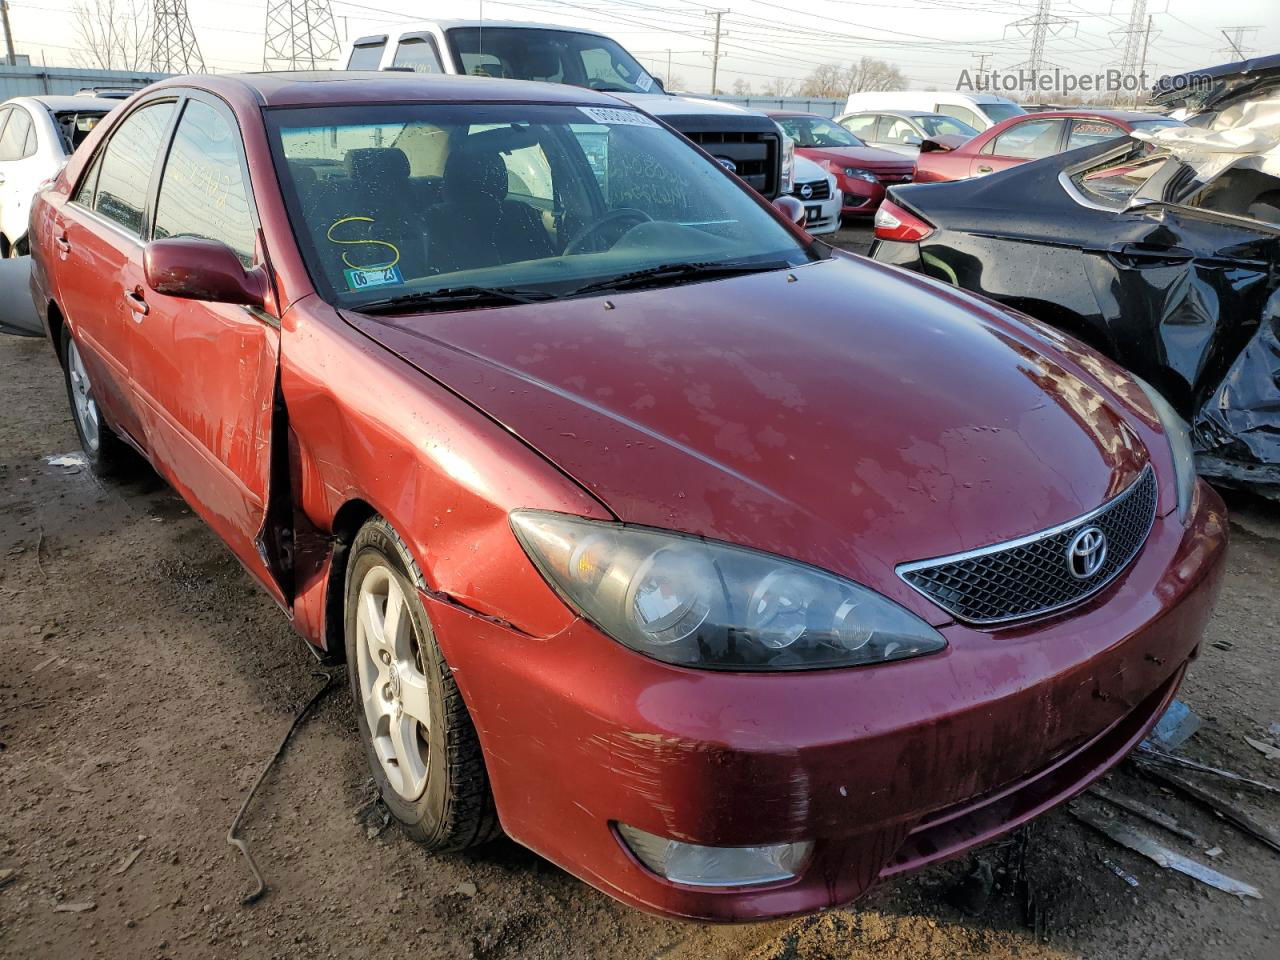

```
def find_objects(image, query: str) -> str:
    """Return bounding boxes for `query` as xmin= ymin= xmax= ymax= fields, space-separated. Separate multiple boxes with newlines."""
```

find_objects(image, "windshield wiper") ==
xmin=565 ymin=260 xmax=792 ymax=298
xmin=354 ymin=285 xmax=557 ymax=315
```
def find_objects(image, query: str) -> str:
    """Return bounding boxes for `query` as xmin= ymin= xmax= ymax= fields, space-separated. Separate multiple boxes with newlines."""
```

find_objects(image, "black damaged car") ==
xmin=871 ymin=55 xmax=1280 ymax=500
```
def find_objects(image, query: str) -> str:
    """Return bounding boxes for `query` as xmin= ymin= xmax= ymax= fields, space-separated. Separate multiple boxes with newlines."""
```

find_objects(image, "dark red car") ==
xmin=30 ymin=73 xmax=1226 ymax=922
xmin=766 ymin=111 xmax=914 ymax=216
xmin=913 ymin=109 xmax=1184 ymax=183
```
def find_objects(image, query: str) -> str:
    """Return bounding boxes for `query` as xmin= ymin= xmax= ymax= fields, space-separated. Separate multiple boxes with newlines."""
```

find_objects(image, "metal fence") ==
xmin=693 ymin=95 xmax=845 ymax=118
xmin=0 ymin=65 xmax=168 ymax=100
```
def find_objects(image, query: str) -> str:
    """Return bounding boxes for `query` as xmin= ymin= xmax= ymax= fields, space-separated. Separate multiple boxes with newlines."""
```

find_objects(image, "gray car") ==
xmin=835 ymin=110 xmax=978 ymax=157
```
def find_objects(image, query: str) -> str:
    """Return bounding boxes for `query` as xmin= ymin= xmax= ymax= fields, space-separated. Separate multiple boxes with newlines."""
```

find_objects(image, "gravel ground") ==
xmin=2 ymin=228 xmax=1279 ymax=959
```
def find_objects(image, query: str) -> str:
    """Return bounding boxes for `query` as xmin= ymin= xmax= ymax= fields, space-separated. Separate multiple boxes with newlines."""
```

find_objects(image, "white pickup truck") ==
xmin=337 ymin=19 xmax=793 ymax=199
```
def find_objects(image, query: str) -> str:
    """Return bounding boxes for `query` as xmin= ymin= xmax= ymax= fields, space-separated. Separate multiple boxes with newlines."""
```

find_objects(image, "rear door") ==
xmin=973 ymin=117 xmax=1067 ymax=177
xmin=129 ymin=92 xmax=284 ymax=602
xmin=55 ymin=97 xmax=178 ymax=446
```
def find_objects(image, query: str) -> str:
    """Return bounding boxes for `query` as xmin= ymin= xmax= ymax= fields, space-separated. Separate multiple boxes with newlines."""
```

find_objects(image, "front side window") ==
xmin=1065 ymin=120 xmax=1122 ymax=151
xmin=268 ymin=103 xmax=813 ymax=309
xmin=93 ymin=101 xmax=175 ymax=235
xmin=980 ymin=102 xmax=1026 ymax=124
xmin=990 ymin=118 xmax=1065 ymax=159
xmin=446 ymin=27 xmax=656 ymax=94
xmin=913 ymin=114 xmax=976 ymax=138
xmin=936 ymin=103 xmax=981 ymax=129
xmin=774 ymin=116 xmax=863 ymax=149
xmin=391 ymin=37 xmax=442 ymax=74
xmin=347 ymin=39 xmax=386 ymax=70
xmin=0 ymin=106 xmax=32 ymax=162
xmin=153 ymin=100 xmax=256 ymax=265
xmin=882 ymin=118 xmax=920 ymax=145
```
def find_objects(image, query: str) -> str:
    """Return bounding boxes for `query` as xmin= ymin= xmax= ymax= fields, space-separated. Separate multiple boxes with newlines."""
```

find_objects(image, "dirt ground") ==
xmin=2 ymin=226 xmax=1279 ymax=959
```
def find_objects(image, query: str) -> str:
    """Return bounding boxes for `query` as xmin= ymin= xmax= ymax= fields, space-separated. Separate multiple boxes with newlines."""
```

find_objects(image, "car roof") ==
xmin=999 ymin=109 xmax=1166 ymax=123
xmin=4 ymin=95 xmax=121 ymax=112
xmin=144 ymin=71 xmax=628 ymax=109
xmin=763 ymin=111 xmax=829 ymax=119
xmin=365 ymin=19 xmax=611 ymax=38
xmin=845 ymin=109 xmax=955 ymax=119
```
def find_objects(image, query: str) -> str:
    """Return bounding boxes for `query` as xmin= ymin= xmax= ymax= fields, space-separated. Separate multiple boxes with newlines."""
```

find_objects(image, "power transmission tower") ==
xmin=1110 ymin=1 xmax=1159 ymax=105
xmin=152 ymin=1 xmax=205 ymax=73
xmin=1005 ymin=0 xmax=1076 ymax=75
xmin=264 ymin=0 xmax=341 ymax=71
xmin=704 ymin=9 xmax=728 ymax=94
xmin=1217 ymin=26 xmax=1260 ymax=61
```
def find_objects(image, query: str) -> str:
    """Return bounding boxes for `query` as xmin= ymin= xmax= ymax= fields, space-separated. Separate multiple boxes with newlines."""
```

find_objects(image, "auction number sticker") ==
xmin=578 ymin=106 xmax=660 ymax=128
xmin=344 ymin=265 xmax=404 ymax=290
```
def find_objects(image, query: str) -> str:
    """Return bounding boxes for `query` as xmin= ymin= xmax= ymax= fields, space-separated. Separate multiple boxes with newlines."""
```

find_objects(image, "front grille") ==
xmin=684 ymin=130 xmax=779 ymax=196
xmin=877 ymin=172 xmax=913 ymax=184
xmin=793 ymin=179 xmax=831 ymax=201
xmin=897 ymin=466 xmax=1157 ymax=625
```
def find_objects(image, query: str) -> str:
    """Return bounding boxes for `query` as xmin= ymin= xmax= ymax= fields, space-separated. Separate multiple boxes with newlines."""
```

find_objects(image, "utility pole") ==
xmin=1 ymin=0 xmax=16 ymax=67
xmin=666 ymin=48 xmax=672 ymax=86
xmin=704 ymin=9 xmax=728 ymax=95
xmin=972 ymin=52 xmax=992 ymax=74
xmin=1136 ymin=15 xmax=1153 ymax=107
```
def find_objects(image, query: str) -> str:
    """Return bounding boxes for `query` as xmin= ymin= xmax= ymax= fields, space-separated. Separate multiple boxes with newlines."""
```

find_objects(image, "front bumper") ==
xmin=838 ymin=177 xmax=886 ymax=216
xmin=427 ymin=482 xmax=1227 ymax=922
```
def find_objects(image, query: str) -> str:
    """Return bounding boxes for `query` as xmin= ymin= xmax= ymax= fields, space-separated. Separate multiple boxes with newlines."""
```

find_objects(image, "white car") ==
xmin=842 ymin=91 xmax=1023 ymax=133
xmin=791 ymin=155 xmax=840 ymax=235
xmin=0 ymin=96 xmax=118 ymax=258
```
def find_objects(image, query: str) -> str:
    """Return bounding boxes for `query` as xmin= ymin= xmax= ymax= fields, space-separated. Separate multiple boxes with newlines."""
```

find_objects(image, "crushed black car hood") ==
xmin=1153 ymin=53 xmax=1280 ymax=116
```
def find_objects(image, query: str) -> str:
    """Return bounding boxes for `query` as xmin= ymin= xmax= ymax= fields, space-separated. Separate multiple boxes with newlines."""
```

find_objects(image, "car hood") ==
xmin=617 ymin=92 xmax=761 ymax=119
xmin=343 ymin=255 xmax=1150 ymax=624
xmin=798 ymin=145 xmax=913 ymax=170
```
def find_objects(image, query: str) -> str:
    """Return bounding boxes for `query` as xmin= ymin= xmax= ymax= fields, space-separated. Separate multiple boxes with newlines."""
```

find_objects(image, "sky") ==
xmin=4 ymin=0 xmax=1277 ymax=96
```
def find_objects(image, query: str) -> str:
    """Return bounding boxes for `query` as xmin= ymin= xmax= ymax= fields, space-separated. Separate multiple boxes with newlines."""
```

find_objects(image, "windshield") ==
xmin=774 ymin=116 xmax=862 ymax=148
xmin=445 ymin=27 xmax=657 ymax=94
xmin=267 ymin=103 xmax=812 ymax=309
xmin=980 ymin=102 xmax=1025 ymax=124
xmin=53 ymin=108 xmax=111 ymax=154
xmin=912 ymin=114 xmax=976 ymax=138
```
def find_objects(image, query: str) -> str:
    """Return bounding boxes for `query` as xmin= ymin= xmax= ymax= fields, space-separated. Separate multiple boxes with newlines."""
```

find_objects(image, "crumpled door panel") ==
xmin=1080 ymin=209 xmax=1280 ymax=497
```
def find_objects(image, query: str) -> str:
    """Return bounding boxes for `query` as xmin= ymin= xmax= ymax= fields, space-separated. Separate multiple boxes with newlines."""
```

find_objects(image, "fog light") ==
xmin=617 ymin=824 xmax=812 ymax=887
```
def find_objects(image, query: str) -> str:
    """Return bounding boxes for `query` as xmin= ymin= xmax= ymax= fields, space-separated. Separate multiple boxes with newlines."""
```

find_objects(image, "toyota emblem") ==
xmin=799 ymin=183 xmax=814 ymax=200
xmin=1066 ymin=526 xmax=1107 ymax=579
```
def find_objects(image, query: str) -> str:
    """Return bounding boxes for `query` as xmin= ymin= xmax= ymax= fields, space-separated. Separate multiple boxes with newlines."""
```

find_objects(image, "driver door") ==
xmin=127 ymin=93 xmax=285 ymax=603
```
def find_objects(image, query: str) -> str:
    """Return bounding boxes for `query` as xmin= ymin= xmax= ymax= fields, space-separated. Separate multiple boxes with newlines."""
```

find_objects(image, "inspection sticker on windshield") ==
xmin=344 ymin=265 xmax=403 ymax=290
xmin=578 ymin=106 xmax=659 ymax=128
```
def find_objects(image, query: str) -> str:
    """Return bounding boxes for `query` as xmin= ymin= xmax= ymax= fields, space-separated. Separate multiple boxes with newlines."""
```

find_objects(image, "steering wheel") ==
xmin=565 ymin=208 xmax=653 ymax=255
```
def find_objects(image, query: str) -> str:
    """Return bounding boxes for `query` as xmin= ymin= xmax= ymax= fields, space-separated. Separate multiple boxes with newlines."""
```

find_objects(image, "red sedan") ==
xmin=31 ymin=73 xmax=1226 ymax=922
xmin=766 ymin=111 xmax=914 ymax=216
xmin=914 ymin=109 xmax=1184 ymax=183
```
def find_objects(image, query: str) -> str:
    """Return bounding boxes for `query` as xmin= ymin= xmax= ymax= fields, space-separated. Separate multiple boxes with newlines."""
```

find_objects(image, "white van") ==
xmin=842 ymin=92 xmax=1024 ymax=132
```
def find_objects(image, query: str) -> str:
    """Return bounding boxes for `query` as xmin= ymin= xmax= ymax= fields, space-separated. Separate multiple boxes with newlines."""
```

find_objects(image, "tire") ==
xmin=344 ymin=516 xmax=500 ymax=850
xmin=61 ymin=327 xmax=138 ymax=477
xmin=8 ymin=235 xmax=27 ymax=258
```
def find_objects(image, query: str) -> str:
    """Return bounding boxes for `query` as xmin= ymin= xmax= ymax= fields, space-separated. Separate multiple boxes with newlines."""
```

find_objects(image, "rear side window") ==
xmin=153 ymin=100 xmax=256 ymax=266
xmin=990 ymin=118 xmax=1065 ymax=159
xmin=840 ymin=114 xmax=875 ymax=139
xmin=391 ymin=36 xmax=442 ymax=73
xmin=93 ymin=101 xmax=175 ymax=235
xmin=1065 ymin=120 xmax=1122 ymax=151
xmin=0 ymin=107 xmax=32 ymax=161
xmin=936 ymin=103 xmax=981 ymax=129
xmin=348 ymin=39 xmax=386 ymax=70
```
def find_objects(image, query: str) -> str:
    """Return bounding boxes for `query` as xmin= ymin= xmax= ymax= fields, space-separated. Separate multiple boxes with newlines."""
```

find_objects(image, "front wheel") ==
xmin=344 ymin=517 xmax=499 ymax=850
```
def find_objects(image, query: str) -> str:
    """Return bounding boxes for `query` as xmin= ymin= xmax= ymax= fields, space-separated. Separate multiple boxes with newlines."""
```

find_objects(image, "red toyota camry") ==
xmin=29 ymin=73 xmax=1226 ymax=922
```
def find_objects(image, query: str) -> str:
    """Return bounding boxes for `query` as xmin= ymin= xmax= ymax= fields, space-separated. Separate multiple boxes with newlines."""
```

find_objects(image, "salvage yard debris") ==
xmin=1136 ymin=743 xmax=1280 ymax=796
xmin=1071 ymin=806 xmax=1262 ymax=899
xmin=1138 ymin=764 xmax=1280 ymax=855
xmin=1087 ymin=783 xmax=1207 ymax=846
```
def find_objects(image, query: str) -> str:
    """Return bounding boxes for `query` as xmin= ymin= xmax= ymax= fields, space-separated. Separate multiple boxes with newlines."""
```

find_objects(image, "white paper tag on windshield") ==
xmin=578 ymin=106 xmax=659 ymax=128
xmin=636 ymin=73 xmax=654 ymax=92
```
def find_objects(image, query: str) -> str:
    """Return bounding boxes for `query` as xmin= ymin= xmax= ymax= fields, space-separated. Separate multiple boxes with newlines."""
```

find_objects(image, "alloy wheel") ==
xmin=67 ymin=339 xmax=100 ymax=452
xmin=354 ymin=564 xmax=432 ymax=801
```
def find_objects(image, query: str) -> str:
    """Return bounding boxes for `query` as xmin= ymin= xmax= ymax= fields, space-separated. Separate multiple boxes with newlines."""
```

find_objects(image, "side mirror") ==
xmin=651 ymin=76 xmax=666 ymax=92
xmin=144 ymin=238 xmax=267 ymax=308
xmin=773 ymin=195 xmax=807 ymax=227
xmin=904 ymin=133 xmax=923 ymax=146
xmin=918 ymin=138 xmax=952 ymax=154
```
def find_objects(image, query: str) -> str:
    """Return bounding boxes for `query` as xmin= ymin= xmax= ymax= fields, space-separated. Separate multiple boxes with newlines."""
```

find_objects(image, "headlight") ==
xmin=511 ymin=511 xmax=946 ymax=671
xmin=843 ymin=167 xmax=879 ymax=182
xmin=780 ymin=132 xmax=796 ymax=194
xmin=1134 ymin=377 xmax=1196 ymax=521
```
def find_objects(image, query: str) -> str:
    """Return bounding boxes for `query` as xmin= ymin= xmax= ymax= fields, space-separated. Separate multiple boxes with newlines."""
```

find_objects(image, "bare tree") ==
xmin=800 ymin=63 xmax=848 ymax=98
xmin=663 ymin=73 xmax=686 ymax=92
xmin=801 ymin=57 xmax=906 ymax=98
xmin=762 ymin=75 xmax=797 ymax=97
xmin=731 ymin=77 xmax=753 ymax=96
xmin=72 ymin=0 xmax=153 ymax=71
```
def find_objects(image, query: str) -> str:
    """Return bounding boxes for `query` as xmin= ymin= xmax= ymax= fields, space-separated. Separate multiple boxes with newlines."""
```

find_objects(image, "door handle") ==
xmin=55 ymin=233 xmax=71 ymax=254
xmin=124 ymin=288 xmax=149 ymax=319
xmin=976 ymin=165 xmax=993 ymax=174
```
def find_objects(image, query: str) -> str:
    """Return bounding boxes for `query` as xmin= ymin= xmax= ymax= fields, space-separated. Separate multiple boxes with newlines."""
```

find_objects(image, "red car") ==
xmin=30 ymin=73 xmax=1226 ymax=922
xmin=913 ymin=110 xmax=1184 ymax=183
xmin=766 ymin=111 xmax=914 ymax=216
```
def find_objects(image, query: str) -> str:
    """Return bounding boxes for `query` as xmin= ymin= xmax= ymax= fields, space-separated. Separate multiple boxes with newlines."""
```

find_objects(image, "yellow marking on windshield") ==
xmin=326 ymin=216 xmax=401 ymax=271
